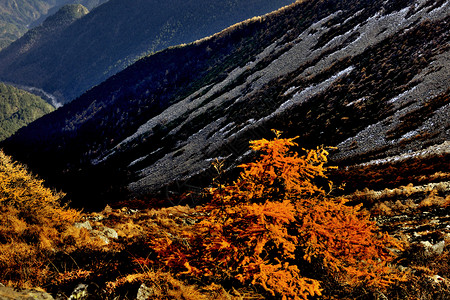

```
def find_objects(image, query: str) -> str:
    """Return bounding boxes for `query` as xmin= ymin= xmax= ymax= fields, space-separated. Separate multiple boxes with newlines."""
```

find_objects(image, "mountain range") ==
xmin=0 ymin=0 xmax=295 ymax=103
xmin=0 ymin=0 xmax=107 ymax=49
xmin=0 ymin=4 xmax=89 ymax=78
xmin=2 ymin=0 xmax=448 ymax=208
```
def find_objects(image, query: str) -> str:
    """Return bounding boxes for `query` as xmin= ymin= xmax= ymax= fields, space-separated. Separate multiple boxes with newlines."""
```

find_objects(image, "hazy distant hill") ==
xmin=2 ymin=0 xmax=449 ymax=208
xmin=0 ymin=0 xmax=107 ymax=49
xmin=0 ymin=4 xmax=89 ymax=68
xmin=0 ymin=0 xmax=58 ymax=49
xmin=0 ymin=83 xmax=54 ymax=141
xmin=27 ymin=0 xmax=108 ymax=27
xmin=0 ymin=0 xmax=295 ymax=103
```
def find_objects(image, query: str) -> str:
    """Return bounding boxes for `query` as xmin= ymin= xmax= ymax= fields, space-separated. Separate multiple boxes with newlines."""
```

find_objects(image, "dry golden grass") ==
xmin=0 ymin=151 xmax=102 ymax=287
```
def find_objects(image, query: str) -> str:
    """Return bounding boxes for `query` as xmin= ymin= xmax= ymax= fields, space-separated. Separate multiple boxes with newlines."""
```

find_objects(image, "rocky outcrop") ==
xmin=0 ymin=285 xmax=54 ymax=300
xmin=75 ymin=220 xmax=118 ymax=244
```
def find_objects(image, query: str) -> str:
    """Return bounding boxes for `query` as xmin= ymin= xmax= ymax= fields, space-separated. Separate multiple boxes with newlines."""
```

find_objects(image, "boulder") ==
xmin=74 ymin=221 xmax=92 ymax=231
xmin=420 ymin=240 xmax=446 ymax=257
xmin=136 ymin=283 xmax=156 ymax=300
xmin=67 ymin=283 xmax=89 ymax=300
xmin=0 ymin=286 xmax=54 ymax=300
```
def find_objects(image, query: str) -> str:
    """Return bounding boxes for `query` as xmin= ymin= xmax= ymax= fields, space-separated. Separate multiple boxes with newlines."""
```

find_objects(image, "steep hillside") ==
xmin=0 ymin=0 xmax=105 ymax=49
xmin=2 ymin=0 xmax=449 ymax=208
xmin=0 ymin=0 xmax=295 ymax=103
xmin=0 ymin=83 xmax=54 ymax=141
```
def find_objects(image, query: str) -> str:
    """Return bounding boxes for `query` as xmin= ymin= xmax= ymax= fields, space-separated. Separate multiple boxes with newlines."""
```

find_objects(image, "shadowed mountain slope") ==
xmin=0 ymin=0 xmax=295 ymax=103
xmin=2 ymin=0 xmax=449 ymax=208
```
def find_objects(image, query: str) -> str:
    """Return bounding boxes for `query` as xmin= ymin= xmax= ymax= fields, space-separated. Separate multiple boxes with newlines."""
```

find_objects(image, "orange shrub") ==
xmin=151 ymin=130 xmax=404 ymax=299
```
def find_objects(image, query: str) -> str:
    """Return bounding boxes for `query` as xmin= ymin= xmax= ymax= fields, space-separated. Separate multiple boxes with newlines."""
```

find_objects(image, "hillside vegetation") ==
xmin=0 ymin=0 xmax=294 ymax=102
xmin=0 ymin=150 xmax=105 ymax=289
xmin=0 ymin=83 xmax=54 ymax=141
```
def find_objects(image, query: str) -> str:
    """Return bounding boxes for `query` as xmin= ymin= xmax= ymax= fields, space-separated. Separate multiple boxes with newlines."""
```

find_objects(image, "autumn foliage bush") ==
xmin=0 ymin=151 xmax=94 ymax=287
xmin=150 ymin=131 xmax=405 ymax=299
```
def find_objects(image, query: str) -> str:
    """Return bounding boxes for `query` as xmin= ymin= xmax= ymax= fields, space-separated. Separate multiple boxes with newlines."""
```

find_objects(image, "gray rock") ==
xmin=430 ymin=275 xmax=447 ymax=284
xmin=0 ymin=286 xmax=54 ymax=300
xmin=136 ymin=283 xmax=156 ymax=300
xmin=101 ymin=226 xmax=118 ymax=239
xmin=431 ymin=240 xmax=446 ymax=255
xmin=94 ymin=232 xmax=110 ymax=244
xmin=421 ymin=240 xmax=446 ymax=256
xmin=74 ymin=221 xmax=92 ymax=231
xmin=68 ymin=284 xmax=89 ymax=300
xmin=90 ymin=226 xmax=118 ymax=244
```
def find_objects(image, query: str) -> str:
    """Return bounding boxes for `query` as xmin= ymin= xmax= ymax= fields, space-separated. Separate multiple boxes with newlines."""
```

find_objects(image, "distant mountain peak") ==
xmin=0 ymin=2 xmax=89 ymax=87
xmin=0 ymin=1 xmax=107 ymax=50
xmin=42 ymin=4 xmax=89 ymax=28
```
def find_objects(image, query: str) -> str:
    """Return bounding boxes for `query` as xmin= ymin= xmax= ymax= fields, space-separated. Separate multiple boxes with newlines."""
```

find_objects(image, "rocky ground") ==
xmin=1 ymin=191 xmax=449 ymax=299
